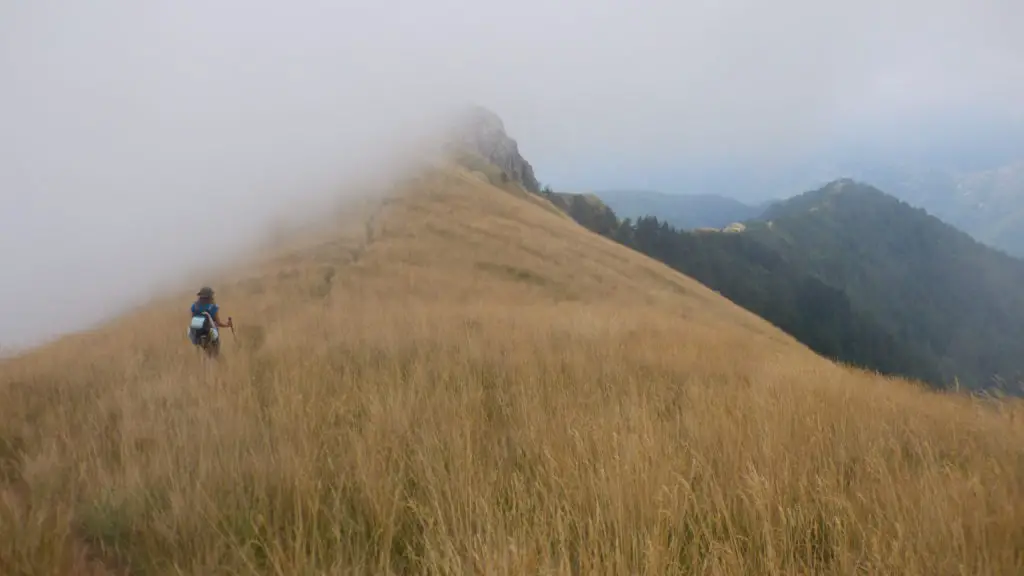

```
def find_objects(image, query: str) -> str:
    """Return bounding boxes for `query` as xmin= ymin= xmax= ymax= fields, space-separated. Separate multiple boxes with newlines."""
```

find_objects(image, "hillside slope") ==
xmin=747 ymin=179 xmax=1024 ymax=391
xmin=829 ymin=159 xmax=1024 ymax=257
xmin=1 ymin=163 xmax=1023 ymax=574
xmin=612 ymin=214 xmax=944 ymax=386
xmin=568 ymin=180 xmax=1024 ymax=394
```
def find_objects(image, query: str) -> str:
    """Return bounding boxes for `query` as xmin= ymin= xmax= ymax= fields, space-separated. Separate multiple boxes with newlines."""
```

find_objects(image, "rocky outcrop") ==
xmin=446 ymin=105 xmax=541 ymax=194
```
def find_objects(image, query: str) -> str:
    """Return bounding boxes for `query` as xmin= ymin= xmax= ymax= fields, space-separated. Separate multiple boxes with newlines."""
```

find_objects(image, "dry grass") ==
xmin=1 ymin=165 xmax=1023 ymax=575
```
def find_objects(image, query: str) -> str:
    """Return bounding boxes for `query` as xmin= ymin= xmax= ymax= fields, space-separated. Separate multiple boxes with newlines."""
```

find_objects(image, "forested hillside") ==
xmin=553 ymin=180 xmax=1024 ymax=394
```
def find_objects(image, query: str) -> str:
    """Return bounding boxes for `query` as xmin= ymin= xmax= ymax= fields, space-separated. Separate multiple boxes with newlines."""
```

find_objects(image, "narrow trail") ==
xmin=349 ymin=196 xmax=386 ymax=265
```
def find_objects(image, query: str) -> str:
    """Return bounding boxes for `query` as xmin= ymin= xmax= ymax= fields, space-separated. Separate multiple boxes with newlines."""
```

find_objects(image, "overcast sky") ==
xmin=2 ymin=0 xmax=1023 ymax=349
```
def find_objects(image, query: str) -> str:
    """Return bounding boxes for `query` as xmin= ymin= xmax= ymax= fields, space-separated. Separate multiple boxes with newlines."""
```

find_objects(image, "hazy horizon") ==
xmin=3 ymin=0 xmax=1024 ymax=348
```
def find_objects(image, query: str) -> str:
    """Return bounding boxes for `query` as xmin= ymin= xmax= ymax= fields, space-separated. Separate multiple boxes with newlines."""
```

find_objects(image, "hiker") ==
xmin=188 ymin=286 xmax=233 ymax=353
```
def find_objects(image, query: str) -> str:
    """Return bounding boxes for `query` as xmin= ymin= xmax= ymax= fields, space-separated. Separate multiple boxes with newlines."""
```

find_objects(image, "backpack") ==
xmin=188 ymin=301 xmax=222 ymax=354
xmin=190 ymin=312 xmax=213 ymax=337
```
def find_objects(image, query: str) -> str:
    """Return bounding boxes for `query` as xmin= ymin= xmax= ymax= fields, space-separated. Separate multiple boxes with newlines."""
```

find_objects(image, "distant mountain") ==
xmin=838 ymin=161 xmax=1024 ymax=258
xmin=594 ymin=189 xmax=770 ymax=231
xmin=626 ymin=120 xmax=1024 ymax=256
xmin=556 ymin=178 xmax=1024 ymax=395
xmin=740 ymin=179 xmax=1024 ymax=392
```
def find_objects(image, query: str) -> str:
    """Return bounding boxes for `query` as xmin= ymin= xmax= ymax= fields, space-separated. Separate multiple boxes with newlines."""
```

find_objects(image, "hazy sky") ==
xmin=3 ymin=0 xmax=1023 ymax=348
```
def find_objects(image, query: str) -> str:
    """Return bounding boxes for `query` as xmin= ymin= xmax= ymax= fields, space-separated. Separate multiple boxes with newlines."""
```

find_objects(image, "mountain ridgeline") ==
xmin=444 ymin=105 xmax=1023 ymax=394
xmin=595 ymin=189 xmax=769 ymax=231
xmin=805 ymin=157 xmax=1024 ymax=259
xmin=743 ymin=180 xmax=1024 ymax=392
xmin=543 ymin=180 xmax=1024 ymax=395
xmin=4 ymin=104 xmax=1024 ymax=572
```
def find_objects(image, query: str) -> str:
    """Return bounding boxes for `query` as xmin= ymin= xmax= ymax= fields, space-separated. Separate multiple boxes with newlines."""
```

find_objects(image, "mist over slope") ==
xmin=1 ymin=0 xmax=1023 ymax=570
xmin=3 ymin=143 xmax=1023 ymax=572
xmin=5 ymin=0 xmax=1024 ymax=349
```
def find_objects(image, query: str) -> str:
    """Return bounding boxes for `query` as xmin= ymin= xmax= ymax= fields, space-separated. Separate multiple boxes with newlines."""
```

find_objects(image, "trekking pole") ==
xmin=228 ymin=317 xmax=236 ymax=338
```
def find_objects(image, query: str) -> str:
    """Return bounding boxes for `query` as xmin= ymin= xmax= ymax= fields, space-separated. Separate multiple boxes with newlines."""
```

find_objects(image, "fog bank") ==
xmin=3 ymin=0 xmax=1022 ymax=348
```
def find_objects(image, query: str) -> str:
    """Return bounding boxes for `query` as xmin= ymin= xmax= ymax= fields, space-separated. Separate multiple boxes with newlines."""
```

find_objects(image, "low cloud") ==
xmin=2 ymin=0 xmax=1022 ymax=347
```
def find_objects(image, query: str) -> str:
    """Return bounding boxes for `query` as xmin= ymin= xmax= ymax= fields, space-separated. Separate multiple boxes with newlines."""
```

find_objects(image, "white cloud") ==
xmin=2 ymin=0 xmax=1022 ymax=346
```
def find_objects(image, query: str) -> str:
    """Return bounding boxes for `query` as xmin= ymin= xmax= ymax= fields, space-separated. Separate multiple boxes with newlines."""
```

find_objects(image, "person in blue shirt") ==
xmin=188 ymin=286 xmax=233 ymax=352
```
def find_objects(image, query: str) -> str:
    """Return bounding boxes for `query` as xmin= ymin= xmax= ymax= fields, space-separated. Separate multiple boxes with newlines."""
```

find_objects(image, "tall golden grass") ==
xmin=1 ymin=166 xmax=1022 ymax=575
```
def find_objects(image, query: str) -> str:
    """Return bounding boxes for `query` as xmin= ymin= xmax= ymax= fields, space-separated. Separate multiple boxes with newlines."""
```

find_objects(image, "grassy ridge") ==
xmin=1 ymin=166 xmax=1022 ymax=574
